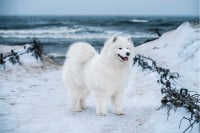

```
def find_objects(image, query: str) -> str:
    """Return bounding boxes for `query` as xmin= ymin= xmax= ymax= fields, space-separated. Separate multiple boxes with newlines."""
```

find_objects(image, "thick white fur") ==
xmin=62 ymin=36 xmax=134 ymax=116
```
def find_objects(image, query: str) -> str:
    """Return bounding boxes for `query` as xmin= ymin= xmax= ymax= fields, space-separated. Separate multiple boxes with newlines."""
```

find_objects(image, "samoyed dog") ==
xmin=62 ymin=36 xmax=134 ymax=116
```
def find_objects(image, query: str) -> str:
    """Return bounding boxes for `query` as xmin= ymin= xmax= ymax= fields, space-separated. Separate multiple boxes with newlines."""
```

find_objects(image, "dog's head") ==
xmin=101 ymin=36 xmax=134 ymax=65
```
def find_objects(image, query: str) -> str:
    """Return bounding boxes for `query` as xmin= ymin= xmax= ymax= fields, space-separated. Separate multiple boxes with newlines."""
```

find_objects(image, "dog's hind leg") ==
xmin=70 ymin=88 xmax=82 ymax=112
xmin=111 ymin=91 xmax=125 ymax=115
xmin=80 ymin=89 xmax=89 ymax=110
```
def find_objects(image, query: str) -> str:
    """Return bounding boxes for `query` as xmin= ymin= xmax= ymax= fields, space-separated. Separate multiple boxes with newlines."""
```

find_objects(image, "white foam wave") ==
xmin=129 ymin=19 xmax=149 ymax=23
xmin=0 ymin=27 xmax=157 ymax=39
xmin=0 ymin=27 xmax=84 ymax=35
xmin=47 ymin=53 xmax=65 ymax=58
xmin=0 ymin=26 xmax=108 ymax=39
xmin=132 ymin=32 xmax=158 ymax=38
xmin=0 ymin=33 xmax=112 ymax=39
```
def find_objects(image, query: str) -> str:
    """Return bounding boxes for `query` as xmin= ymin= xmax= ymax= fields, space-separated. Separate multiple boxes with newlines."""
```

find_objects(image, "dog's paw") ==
xmin=114 ymin=110 xmax=125 ymax=115
xmin=81 ymin=105 xmax=88 ymax=110
xmin=96 ymin=112 xmax=107 ymax=116
xmin=72 ymin=107 xmax=82 ymax=112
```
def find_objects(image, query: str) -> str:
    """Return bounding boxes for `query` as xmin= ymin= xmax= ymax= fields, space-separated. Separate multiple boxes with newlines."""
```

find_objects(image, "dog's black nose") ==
xmin=126 ymin=52 xmax=130 ymax=56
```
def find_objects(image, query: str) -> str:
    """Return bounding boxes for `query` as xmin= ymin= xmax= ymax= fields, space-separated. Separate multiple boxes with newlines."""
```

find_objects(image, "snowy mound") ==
xmin=135 ymin=22 xmax=200 ymax=90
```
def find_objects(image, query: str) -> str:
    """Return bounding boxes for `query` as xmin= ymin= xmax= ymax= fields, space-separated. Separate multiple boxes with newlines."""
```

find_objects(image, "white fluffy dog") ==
xmin=62 ymin=36 xmax=134 ymax=116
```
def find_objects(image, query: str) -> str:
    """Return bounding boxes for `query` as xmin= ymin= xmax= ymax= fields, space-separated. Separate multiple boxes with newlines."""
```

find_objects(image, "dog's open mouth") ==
xmin=118 ymin=54 xmax=128 ymax=62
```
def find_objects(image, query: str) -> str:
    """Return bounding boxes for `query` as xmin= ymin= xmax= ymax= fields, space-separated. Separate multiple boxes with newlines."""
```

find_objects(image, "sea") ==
xmin=0 ymin=15 xmax=199 ymax=63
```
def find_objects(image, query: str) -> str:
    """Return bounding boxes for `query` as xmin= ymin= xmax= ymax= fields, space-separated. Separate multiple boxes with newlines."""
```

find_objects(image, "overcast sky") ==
xmin=0 ymin=0 xmax=199 ymax=16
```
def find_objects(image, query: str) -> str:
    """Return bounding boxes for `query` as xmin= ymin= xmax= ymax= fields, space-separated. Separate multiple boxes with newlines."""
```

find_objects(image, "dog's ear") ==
xmin=127 ymin=36 xmax=132 ymax=42
xmin=126 ymin=36 xmax=135 ymax=47
xmin=101 ymin=36 xmax=117 ymax=55
xmin=112 ymin=36 xmax=118 ymax=43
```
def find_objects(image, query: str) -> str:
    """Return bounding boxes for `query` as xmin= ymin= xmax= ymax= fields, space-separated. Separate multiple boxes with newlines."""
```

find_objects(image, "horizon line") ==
xmin=0 ymin=14 xmax=199 ymax=17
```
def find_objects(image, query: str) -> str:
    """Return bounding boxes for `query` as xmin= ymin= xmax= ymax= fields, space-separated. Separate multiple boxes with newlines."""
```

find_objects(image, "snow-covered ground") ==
xmin=0 ymin=22 xmax=199 ymax=133
xmin=135 ymin=22 xmax=200 ymax=91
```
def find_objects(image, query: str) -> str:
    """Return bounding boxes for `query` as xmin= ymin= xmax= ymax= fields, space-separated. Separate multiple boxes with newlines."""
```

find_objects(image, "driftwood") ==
xmin=0 ymin=39 xmax=43 ymax=69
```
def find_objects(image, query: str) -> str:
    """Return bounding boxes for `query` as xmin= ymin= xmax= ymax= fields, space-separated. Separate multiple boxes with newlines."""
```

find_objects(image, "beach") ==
xmin=0 ymin=21 xmax=199 ymax=133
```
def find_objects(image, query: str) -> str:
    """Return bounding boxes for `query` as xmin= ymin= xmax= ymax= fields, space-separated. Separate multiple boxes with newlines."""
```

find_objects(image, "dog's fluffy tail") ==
xmin=65 ymin=42 xmax=97 ymax=64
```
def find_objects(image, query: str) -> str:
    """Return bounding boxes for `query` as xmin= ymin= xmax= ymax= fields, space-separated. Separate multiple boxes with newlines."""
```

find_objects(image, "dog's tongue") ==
xmin=123 ymin=57 xmax=128 ymax=61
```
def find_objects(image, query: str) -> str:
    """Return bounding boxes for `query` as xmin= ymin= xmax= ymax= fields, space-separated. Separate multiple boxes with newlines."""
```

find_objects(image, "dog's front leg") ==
xmin=95 ymin=93 xmax=108 ymax=116
xmin=111 ymin=90 xmax=125 ymax=115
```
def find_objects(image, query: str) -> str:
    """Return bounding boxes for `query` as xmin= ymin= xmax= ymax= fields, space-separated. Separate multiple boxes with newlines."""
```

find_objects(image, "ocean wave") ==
xmin=111 ymin=19 xmax=149 ymax=25
xmin=132 ymin=32 xmax=157 ymax=38
xmin=129 ymin=19 xmax=149 ymax=23
xmin=0 ymin=33 xmax=111 ymax=39
xmin=0 ymin=21 xmax=72 ymax=30
xmin=0 ymin=26 xmax=107 ymax=39
xmin=47 ymin=53 xmax=66 ymax=58
xmin=0 ymin=27 xmax=84 ymax=35
xmin=0 ymin=26 xmax=157 ymax=39
xmin=0 ymin=31 xmax=157 ymax=39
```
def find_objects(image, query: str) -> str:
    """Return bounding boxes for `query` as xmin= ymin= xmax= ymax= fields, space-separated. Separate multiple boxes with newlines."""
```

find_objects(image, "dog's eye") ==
xmin=119 ymin=48 xmax=122 ymax=50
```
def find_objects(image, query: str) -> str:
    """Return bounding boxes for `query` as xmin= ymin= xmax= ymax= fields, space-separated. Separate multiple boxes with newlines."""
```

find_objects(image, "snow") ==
xmin=135 ymin=22 xmax=200 ymax=91
xmin=0 ymin=22 xmax=199 ymax=133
